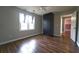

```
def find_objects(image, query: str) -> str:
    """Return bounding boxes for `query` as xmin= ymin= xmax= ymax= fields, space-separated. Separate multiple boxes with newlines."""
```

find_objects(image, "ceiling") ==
xmin=17 ymin=6 xmax=76 ymax=15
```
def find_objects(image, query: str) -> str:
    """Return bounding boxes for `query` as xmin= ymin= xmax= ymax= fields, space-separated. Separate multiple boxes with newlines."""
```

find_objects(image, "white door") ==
xmin=71 ymin=11 xmax=77 ymax=42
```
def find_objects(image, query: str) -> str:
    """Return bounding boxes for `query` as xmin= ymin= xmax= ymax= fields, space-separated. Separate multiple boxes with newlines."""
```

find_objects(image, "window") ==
xmin=26 ymin=15 xmax=35 ymax=30
xmin=19 ymin=13 xmax=28 ymax=30
xmin=19 ymin=13 xmax=35 ymax=31
xmin=29 ymin=16 xmax=35 ymax=30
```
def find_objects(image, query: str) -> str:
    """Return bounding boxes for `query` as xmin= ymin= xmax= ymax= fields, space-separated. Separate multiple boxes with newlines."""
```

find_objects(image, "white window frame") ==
xmin=26 ymin=15 xmax=35 ymax=30
xmin=19 ymin=13 xmax=28 ymax=31
xmin=19 ymin=13 xmax=35 ymax=31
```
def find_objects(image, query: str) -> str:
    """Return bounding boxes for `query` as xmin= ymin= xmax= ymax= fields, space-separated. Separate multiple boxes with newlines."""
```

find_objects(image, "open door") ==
xmin=64 ymin=16 xmax=71 ymax=38
xmin=71 ymin=11 xmax=77 ymax=42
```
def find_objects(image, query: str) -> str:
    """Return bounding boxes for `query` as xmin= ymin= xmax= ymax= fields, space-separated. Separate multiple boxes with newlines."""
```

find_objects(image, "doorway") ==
xmin=63 ymin=16 xmax=71 ymax=38
xmin=60 ymin=11 xmax=77 ymax=42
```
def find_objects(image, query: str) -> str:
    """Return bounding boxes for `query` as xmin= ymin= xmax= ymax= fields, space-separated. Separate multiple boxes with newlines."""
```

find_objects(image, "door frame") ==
xmin=75 ymin=11 xmax=78 ymax=45
xmin=60 ymin=11 xmax=78 ymax=45
xmin=60 ymin=14 xmax=72 ymax=36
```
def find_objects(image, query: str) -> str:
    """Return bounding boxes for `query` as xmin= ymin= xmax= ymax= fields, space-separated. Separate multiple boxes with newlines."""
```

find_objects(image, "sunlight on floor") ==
xmin=19 ymin=40 xmax=36 ymax=53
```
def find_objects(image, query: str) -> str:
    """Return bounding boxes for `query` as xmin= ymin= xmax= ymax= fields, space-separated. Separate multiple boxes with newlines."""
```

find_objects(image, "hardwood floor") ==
xmin=0 ymin=35 xmax=79 ymax=53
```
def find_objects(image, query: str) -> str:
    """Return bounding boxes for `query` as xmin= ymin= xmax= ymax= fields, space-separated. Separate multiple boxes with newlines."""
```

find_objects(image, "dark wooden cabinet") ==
xmin=43 ymin=13 xmax=54 ymax=36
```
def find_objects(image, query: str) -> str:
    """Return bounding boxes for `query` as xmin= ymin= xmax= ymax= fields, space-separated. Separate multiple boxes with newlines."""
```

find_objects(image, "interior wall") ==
xmin=76 ymin=7 xmax=79 ymax=46
xmin=53 ymin=13 xmax=60 ymax=36
xmin=77 ymin=11 xmax=79 ymax=46
xmin=53 ymin=8 xmax=76 ymax=36
xmin=0 ymin=6 xmax=42 ymax=44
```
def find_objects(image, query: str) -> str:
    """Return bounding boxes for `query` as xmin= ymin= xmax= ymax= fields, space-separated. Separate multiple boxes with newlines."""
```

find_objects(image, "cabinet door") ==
xmin=43 ymin=15 xmax=50 ymax=35
xmin=43 ymin=13 xmax=54 ymax=36
xmin=50 ymin=13 xmax=54 ymax=36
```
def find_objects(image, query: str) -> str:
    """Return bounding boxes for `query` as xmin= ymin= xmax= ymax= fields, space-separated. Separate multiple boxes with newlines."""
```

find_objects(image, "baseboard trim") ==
xmin=0 ymin=33 xmax=41 ymax=45
xmin=53 ymin=34 xmax=60 ymax=37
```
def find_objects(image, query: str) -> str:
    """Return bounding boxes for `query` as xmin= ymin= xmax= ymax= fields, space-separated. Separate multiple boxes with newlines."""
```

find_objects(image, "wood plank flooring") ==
xmin=0 ymin=35 xmax=79 ymax=53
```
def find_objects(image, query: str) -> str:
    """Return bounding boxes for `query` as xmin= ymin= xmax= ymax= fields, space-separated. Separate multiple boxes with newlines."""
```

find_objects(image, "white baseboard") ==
xmin=53 ymin=34 xmax=60 ymax=37
xmin=0 ymin=33 xmax=41 ymax=45
xmin=77 ymin=42 xmax=79 ymax=47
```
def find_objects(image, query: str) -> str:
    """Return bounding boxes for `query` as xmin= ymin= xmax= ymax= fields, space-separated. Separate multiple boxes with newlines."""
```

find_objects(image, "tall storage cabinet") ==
xmin=43 ymin=13 xmax=54 ymax=36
